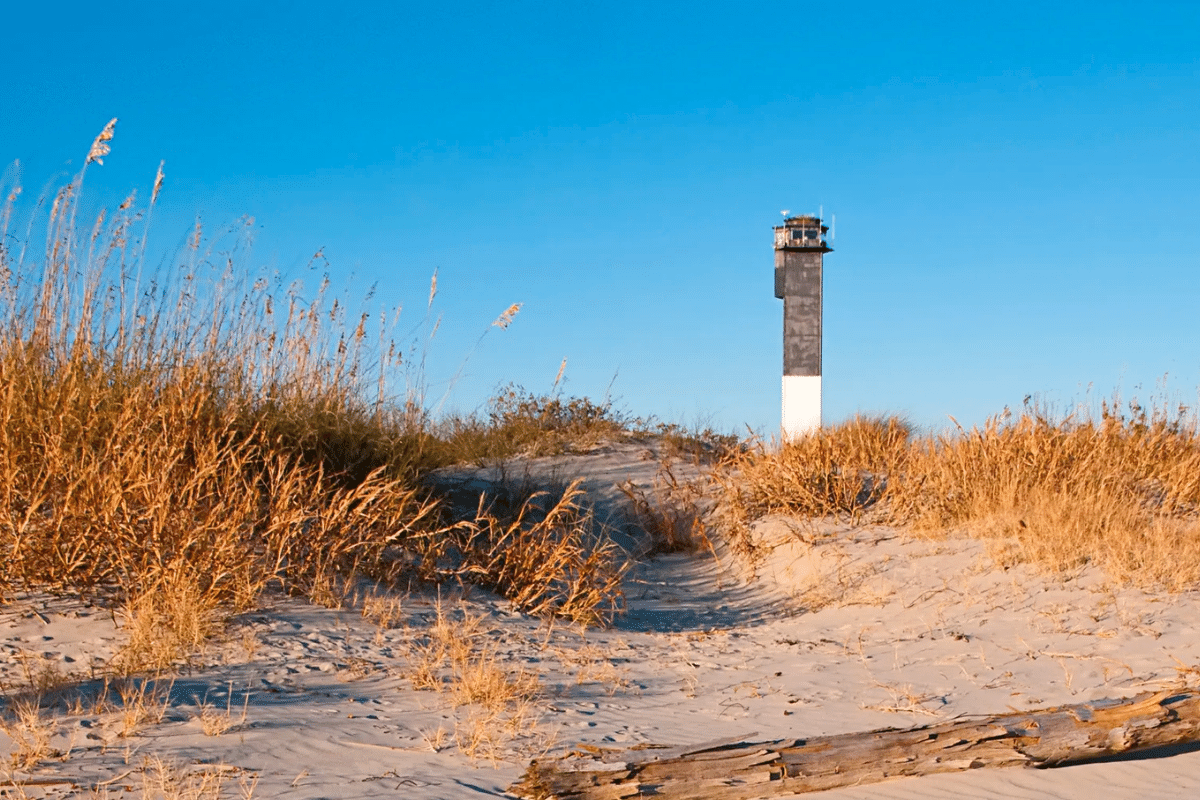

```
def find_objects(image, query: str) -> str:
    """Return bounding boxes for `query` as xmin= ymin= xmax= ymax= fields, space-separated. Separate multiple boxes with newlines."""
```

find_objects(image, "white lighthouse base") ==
xmin=782 ymin=375 xmax=822 ymax=440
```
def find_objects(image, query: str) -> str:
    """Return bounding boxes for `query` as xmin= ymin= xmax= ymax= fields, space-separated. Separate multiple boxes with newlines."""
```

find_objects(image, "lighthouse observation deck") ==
xmin=773 ymin=215 xmax=831 ymax=251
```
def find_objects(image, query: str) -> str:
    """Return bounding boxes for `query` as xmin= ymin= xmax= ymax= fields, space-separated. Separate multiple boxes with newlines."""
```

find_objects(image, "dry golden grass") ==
xmin=113 ymin=573 xmax=221 ymax=675
xmin=401 ymin=599 xmax=547 ymax=762
xmin=431 ymin=386 xmax=634 ymax=463
xmin=550 ymin=642 xmax=631 ymax=695
xmin=358 ymin=589 xmax=405 ymax=629
xmin=119 ymin=755 xmax=257 ymax=800
xmin=0 ymin=698 xmax=62 ymax=770
xmin=443 ymin=481 xmax=628 ymax=626
xmin=0 ymin=138 xmax=441 ymax=606
xmin=890 ymin=402 xmax=1200 ymax=589
xmin=653 ymin=421 xmax=742 ymax=465
xmin=432 ymin=385 xmax=738 ymax=466
xmin=194 ymin=683 xmax=249 ymax=737
xmin=113 ymin=678 xmax=173 ymax=738
xmin=403 ymin=599 xmax=539 ymax=709
xmin=0 ymin=673 xmax=179 ymax=769
xmin=621 ymin=461 xmax=714 ymax=556
xmin=452 ymin=700 xmax=550 ymax=765
xmin=717 ymin=402 xmax=1200 ymax=591
xmin=0 ymin=122 xmax=628 ymax=661
xmin=403 ymin=598 xmax=485 ymax=692
xmin=714 ymin=415 xmax=910 ymax=560
xmin=8 ymin=651 xmax=73 ymax=698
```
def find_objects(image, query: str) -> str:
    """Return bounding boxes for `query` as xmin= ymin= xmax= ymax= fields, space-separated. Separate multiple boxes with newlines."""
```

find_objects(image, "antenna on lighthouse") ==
xmin=781 ymin=209 xmax=790 ymax=217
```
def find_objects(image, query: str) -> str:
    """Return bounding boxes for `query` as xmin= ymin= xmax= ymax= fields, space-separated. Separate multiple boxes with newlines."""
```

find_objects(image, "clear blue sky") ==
xmin=5 ymin=1 xmax=1199 ymax=434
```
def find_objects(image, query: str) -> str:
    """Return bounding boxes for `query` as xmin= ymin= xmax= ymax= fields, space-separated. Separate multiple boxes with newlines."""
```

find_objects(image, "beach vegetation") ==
xmin=0 ymin=122 xmax=634 ymax=679
xmin=717 ymin=402 xmax=1200 ymax=591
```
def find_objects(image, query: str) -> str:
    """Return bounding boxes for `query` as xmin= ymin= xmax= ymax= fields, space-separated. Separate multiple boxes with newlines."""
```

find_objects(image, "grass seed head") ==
xmin=87 ymin=118 xmax=118 ymax=165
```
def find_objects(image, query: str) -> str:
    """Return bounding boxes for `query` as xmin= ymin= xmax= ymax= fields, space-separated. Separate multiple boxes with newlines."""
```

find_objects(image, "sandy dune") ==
xmin=4 ymin=442 xmax=1200 ymax=798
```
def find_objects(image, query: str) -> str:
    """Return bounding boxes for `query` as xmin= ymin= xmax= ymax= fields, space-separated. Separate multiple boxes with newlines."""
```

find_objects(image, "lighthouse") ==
xmin=773 ymin=214 xmax=831 ymax=439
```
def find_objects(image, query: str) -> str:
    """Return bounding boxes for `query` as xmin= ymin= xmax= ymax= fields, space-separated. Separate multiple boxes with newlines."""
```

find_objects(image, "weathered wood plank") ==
xmin=511 ymin=688 xmax=1200 ymax=799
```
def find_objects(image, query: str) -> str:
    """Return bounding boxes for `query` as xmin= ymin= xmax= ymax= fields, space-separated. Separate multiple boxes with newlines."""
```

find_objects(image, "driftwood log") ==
xmin=511 ymin=688 xmax=1200 ymax=799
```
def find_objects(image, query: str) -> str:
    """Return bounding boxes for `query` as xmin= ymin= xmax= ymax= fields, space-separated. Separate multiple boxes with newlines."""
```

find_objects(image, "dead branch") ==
xmin=512 ymin=688 xmax=1200 ymax=799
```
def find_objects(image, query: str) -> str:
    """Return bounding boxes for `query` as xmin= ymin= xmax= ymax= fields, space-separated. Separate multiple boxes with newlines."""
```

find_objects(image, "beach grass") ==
xmin=0 ymin=122 xmax=633 ymax=673
xmin=718 ymin=402 xmax=1200 ymax=590
xmin=893 ymin=400 xmax=1200 ymax=589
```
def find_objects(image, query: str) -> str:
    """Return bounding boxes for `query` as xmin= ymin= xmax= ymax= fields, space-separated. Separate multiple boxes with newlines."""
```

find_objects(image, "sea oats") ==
xmin=87 ymin=118 xmax=118 ymax=165
xmin=151 ymin=161 xmax=165 ymax=204
xmin=492 ymin=302 xmax=521 ymax=330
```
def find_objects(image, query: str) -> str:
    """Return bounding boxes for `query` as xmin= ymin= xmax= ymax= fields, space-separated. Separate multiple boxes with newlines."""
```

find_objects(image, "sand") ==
xmin=4 ymin=441 xmax=1200 ymax=798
